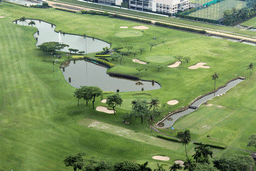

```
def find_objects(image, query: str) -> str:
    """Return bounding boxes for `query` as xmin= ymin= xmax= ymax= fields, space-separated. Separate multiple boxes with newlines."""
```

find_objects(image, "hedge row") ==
xmin=194 ymin=142 xmax=226 ymax=149
xmin=157 ymin=134 xmax=181 ymax=143
xmin=95 ymin=55 xmax=111 ymax=57
xmin=108 ymin=72 xmax=139 ymax=80
xmin=95 ymin=58 xmax=115 ymax=68
xmin=155 ymin=22 xmax=206 ymax=34
xmin=81 ymin=10 xmax=109 ymax=16
xmin=112 ymin=14 xmax=152 ymax=24
xmin=55 ymin=8 xmax=77 ymax=13
xmin=177 ymin=15 xmax=219 ymax=24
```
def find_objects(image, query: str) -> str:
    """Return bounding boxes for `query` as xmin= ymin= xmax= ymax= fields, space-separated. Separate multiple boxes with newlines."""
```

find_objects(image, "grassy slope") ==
xmin=242 ymin=16 xmax=256 ymax=27
xmin=0 ymin=3 xmax=256 ymax=170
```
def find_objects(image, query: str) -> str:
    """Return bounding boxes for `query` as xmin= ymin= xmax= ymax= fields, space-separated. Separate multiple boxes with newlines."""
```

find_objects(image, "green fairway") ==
xmin=241 ymin=16 xmax=256 ymax=27
xmin=0 ymin=2 xmax=256 ymax=170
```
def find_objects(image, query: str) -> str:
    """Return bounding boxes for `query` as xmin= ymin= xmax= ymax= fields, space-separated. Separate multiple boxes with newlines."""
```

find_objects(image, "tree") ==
xmin=139 ymin=48 xmax=145 ymax=55
xmin=111 ymin=53 xmax=121 ymax=61
xmin=183 ymin=57 xmax=191 ymax=63
xmin=154 ymin=163 xmax=167 ymax=171
xmin=181 ymin=129 xmax=191 ymax=159
xmin=125 ymin=46 xmax=133 ymax=52
xmin=131 ymin=99 xmax=150 ymax=124
xmin=113 ymin=161 xmax=140 ymax=171
xmin=175 ymin=56 xmax=183 ymax=65
xmin=192 ymin=144 xmax=213 ymax=164
xmin=103 ymin=47 xmax=109 ymax=54
xmin=63 ymin=153 xmax=85 ymax=171
xmin=149 ymin=43 xmax=155 ymax=52
xmin=38 ymin=42 xmax=69 ymax=55
xmin=247 ymin=63 xmax=253 ymax=76
xmin=42 ymin=1 xmax=49 ymax=7
xmin=213 ymin=154 xmax=254 ymax=171
xmin=80 ymin=86 xmax=93 ymax=106
xmin=19 ymin=16 xmax=26 ymax=25
xmin=184 ymin=158 xmax=196 ymax=171
xmin=106 ymin=94 xmax=123 ymax=114
xmin=155 ymin=64 xmax=164 ymax=71
xmin=28 ymin=20 xmax=35 ymax=27
xmin=194 ymin=163 xmax=218 ymax=171
xmin=136 ymin=68 xmax=144 ymax=75
xmin=148 ymin=98 xmax=160 ymax=121
xmin=74 ymin=88 xmax=83 ymax=106
xmin=78 ymin=51 xmax=85 ymax=55
xmin=247 ymin=134 xmax=256 ymax=147
xmin=90 ymin=86 xmax=103 ymax=109
xmin=69 ymin=48 xmax=79 ymax=54
xmin=211 ymin=72 xmax=219 ymax=96
xmin=169 ymin=163 xmax=182 ymax=171
xmin=139 ymin=161 xmax=152 ymax=171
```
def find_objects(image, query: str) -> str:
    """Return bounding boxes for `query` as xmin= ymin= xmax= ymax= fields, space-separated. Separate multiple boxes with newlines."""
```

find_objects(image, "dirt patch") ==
xmin=188 ymin=62 xmax=210 ymax=69
xmin=132 ymin=26 xmax=149 ymax=29
xmin=101 ymin=99 xmax=107 ymax=103
xmin=205 ymin=103 xmax=213 ymax=107
xmin=0 ymin=16 xmax=5 ymax=18
xmin=167 ymin=100 xmax=178 ymax=105
xmin=167 ymin=61 xmax=181 ymax=68
xmin=132 ymin=59 xmax=147 ymax=64
xmin=175 ymin=160 xmax=184 ymax=167
xmin=152 ymin=156 xmax=170 ymax=161
xmin=120 ymin=26 xmax=128 ymax=28
xmin=96 ymin=106 xmax=114 ymax=114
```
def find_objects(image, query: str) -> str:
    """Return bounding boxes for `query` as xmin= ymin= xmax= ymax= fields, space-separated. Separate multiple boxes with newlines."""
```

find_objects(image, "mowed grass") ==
xmin=242 ymin=16 xmax=256 ymax=27
xmin=1 ymin=3 xmax=256 ymax=170
xmin=0 ymin=16 xmax=184 ymax=170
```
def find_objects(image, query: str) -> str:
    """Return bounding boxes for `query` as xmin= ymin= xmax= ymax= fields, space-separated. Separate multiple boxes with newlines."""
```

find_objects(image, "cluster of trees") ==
xmin=38 ymin=42 xmax=69 ymax=55
xmin=222 ymin=5 xmax=256 ymax=25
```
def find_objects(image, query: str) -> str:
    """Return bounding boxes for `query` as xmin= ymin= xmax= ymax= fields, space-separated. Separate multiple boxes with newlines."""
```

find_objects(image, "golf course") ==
xmin=0 ymin=2 xmax=256 ymax=170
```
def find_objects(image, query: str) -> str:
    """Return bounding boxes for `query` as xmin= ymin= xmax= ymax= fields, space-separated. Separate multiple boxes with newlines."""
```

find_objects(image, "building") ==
xmin=129 ymin=0 xmax=189 ymax=15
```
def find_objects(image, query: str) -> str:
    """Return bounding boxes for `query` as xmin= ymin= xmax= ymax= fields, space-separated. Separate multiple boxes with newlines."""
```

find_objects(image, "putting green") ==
xmin=115 ymin=30 xmax=143 ymax=37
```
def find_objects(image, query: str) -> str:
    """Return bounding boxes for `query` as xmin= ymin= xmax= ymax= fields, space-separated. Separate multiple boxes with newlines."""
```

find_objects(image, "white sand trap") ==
xmin=167 ymin=61 xmax=181 ymax=68
xmin=96 ymin=106 xmax=114 ymax=114
xmin=132 ymin=26 xmax=149 ymax=29
xmin=132 ymin=59 xmax=147 ymax=64
xmin=206 ymin=103 xmax=213 ymax=107
xmin=188 ymin=62 xmax=210 ymax=69
xmin=0 ymin=16 xmax=5 ymax=18
xmin=152 ymin=156 xmax=170 ymax=161
xmin=175 ymin=160 xmax=185 ymax=167
xmin=167 ymin=100 xmax=179 ymax=105
xmin=120 ymin=26 xmax=128 ymax=28
xmin=101 ymin=99 xmax=107 ymax=103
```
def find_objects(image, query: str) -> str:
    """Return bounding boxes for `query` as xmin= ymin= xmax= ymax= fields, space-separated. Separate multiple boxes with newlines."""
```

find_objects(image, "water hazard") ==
xmin=159 ymin=78 xmax=244 ymax=128
xmin=15 ymin=19 xmax=110 ymax=53
xmin=62 ymin=60 xmax=160 ymax=92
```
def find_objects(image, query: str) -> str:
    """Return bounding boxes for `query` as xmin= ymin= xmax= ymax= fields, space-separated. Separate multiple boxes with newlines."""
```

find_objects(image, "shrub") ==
xmin=96 ymin=59 xmax=115 ymax=68
xmin=157 ymin=134 xmax=181 ymax=143
xmin=193 ymin=142 xmax=226 ymax=149
xmin=55 ymin=8 xmax=77 ymax=13
xmin=95 ymin=55 xmax=111 ymax=57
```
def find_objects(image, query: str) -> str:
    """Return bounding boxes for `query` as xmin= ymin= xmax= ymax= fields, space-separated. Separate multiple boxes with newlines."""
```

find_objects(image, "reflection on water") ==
xmin=62 ymin=60 xmax=161 ymax=92
xmin=15 ymin=19 xmax=110 ymax=53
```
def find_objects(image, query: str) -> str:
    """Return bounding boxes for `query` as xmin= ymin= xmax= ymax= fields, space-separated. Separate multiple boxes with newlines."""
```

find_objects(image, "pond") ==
xmin=62 ymin=60 xmax=161 ymax=92
xmin=15 ymin=19 xmax=110 ymax=53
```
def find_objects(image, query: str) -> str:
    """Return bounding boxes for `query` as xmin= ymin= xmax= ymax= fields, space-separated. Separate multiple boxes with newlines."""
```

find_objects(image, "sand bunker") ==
xmin=120 ymin=26 xmax=128 ymax=28
xmin=167 ymin=100 xmax=179 ymax=105
xmin=167 ymin=61 xmax=181 ymax=68
xmin=132 ymin=59 xmax=147 ymax=64
xmin=152 ymin=156 xmax=170 ymax=161
xmin=0 ymin=16 xmax=5 ymax=18
xmin=175 ymin=160 xmax=184 ymax=167
xmin=132 ymin=26 xmax=149 ymax=29
xmin=96 ymin=106 xmax=114 ymax=114
xmin=101 ymin=99 xmax=107 ymax=103
xmin=188 ymin=62 xmax=210 ymax=69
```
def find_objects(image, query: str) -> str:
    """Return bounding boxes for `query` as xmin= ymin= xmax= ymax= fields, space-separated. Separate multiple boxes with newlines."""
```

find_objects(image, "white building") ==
xmin=129 ymin=0 xmax=189 ymax=15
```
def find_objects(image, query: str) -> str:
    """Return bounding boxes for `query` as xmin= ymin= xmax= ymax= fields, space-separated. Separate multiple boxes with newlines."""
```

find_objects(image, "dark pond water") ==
xmin=160 ymin=78 xmax=244 ymax=128
xmin=15 ymin=19 xmax=110 ymax=53
xmin=62 ymin=60 xmax=160 ymax=92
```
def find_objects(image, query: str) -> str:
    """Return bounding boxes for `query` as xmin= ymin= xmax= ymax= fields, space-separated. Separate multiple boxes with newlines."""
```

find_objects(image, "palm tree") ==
xmin=181 ymin=129 xmax=191 ymax=159
xmin=183 ymin=158 xmax=196 ymax=171
xmin=211 ymin=72 xmax=219 ymax=96
xmin=139 ymin=48 xmax=145 ymax=55
xmin=192 ymin=144 xmax=213 ymax=164
xmin=247 ymin=63 xmax=253 ymax=76
xmin=91 ymin=86 xmax=103 ymax=109
xmin=28 ymin=20 xmax=35 ymax=27
xmin=74 ymin=88 xmax=83 ymax=106
xmin=154 ymin=163 xmax=166 ymax=171
xmin=19 ymin=16 xmax=26 ymax=25
xmin=149 ymin=43 xmax=155 ymax=52
xmin=169 ymin=163 xmax=182 ymax=171
xmin=135 ymin=81 xmax=144 ymax=86
xmin=175 ymin=56 xmax=183 ymax=65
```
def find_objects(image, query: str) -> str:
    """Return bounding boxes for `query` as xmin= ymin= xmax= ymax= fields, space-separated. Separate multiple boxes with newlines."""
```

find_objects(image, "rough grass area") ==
xmin=115 ymin=30 xmax=143 ymax=37
xmin=241 ymin=16 xmax=256 ymax=27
